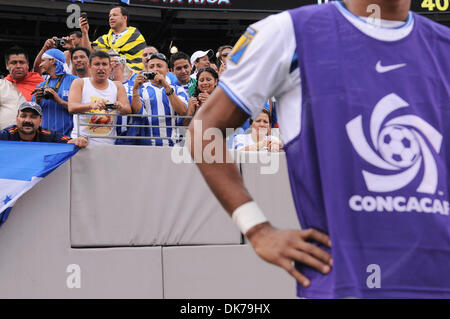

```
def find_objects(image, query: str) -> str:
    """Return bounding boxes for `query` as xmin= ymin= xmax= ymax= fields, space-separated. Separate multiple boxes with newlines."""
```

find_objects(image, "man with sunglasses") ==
xmin=130 ymin=53 xmax=188 ymax=146
xmin=189 ymin=0 xmax=450 ymax=298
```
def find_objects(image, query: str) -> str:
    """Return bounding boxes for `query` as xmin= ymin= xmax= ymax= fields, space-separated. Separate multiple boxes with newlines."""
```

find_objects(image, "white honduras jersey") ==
xmin=140 ymin=83 xmax=188 ymax=146
xmin=219 ymin=2 xmax=412 ymax=146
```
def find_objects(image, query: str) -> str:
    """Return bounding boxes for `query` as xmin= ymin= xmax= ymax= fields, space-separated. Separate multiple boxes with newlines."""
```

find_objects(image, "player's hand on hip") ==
xmin=246 ymin=223 xmax=332 ymax=287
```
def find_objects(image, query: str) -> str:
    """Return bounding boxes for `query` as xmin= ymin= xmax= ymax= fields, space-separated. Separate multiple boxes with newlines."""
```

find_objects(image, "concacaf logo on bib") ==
xmin=346 ymin=93 xmax=449 ymax=216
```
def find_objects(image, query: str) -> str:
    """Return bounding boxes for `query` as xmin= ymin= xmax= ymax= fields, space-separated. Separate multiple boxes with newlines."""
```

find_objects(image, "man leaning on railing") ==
xmin=0 ymin=102 xmax=88 ymax=148
xmin=68 ymin=51 xmax=131 ymax=145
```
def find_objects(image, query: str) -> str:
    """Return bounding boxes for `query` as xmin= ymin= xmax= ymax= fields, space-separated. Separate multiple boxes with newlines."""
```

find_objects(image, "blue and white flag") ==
xmin=0 ymin=141 xmax=79 ymax=228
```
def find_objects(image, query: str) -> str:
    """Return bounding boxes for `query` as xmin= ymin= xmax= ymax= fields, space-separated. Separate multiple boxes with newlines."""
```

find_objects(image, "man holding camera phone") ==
xmin=79 ymin=7 xmax=147 ymax=73
xmin=32 ymin=49 xmax=78 ymax=136
xmin=131 ymin=53 xmax=188 ymax=146
xmin=68 ymin=50 xmax=131 ymax=145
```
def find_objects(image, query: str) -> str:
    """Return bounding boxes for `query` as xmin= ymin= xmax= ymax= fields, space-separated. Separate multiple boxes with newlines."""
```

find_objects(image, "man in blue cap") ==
xmin=32 ymin=48 xmax=78 ymax=136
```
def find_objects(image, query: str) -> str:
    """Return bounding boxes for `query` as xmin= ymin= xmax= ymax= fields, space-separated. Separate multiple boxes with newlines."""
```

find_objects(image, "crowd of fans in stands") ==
xmin=0 ymin=6 xmax=282 ymax=152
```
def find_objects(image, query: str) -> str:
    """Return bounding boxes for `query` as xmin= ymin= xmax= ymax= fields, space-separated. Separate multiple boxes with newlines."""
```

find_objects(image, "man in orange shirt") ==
xmin=4 ymin=46 xmax=44 ymax=101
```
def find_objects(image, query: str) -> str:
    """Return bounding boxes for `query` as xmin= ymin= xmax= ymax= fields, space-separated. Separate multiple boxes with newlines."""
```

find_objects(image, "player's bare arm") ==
xmin=188 ymin=88 xmax=333 ymax=287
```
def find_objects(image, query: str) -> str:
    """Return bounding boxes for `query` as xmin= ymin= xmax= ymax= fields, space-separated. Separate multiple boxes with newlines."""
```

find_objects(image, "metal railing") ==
xmin=75 ymin=112 xmax=194 ymax=143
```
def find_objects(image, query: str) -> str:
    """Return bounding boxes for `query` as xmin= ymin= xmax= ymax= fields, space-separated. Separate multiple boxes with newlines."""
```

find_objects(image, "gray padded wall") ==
xmin=70 ymin=146 xmax=240 ymax=247
xmin=163 ymin=245 xmax=296 ymax=299
xmin=240 ymin=152 xmax=301 ymax=230
xmin=0 ymin=162 xmax=163 ymax=298
xmin=0 ymin=147 xmax=300 ymax=298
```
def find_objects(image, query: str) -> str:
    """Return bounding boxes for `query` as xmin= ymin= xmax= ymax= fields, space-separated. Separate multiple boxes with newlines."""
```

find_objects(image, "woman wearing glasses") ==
xmin=216 ymin=45 xmax=233 ymax=77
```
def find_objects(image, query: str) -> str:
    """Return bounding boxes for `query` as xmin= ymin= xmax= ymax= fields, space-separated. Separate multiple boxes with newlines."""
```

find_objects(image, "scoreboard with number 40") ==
xmin=419 ymin=0 xmax=450 ymax=12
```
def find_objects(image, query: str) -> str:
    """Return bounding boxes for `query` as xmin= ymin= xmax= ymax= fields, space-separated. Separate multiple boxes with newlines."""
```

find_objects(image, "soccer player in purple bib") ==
xmin=188 ymin=0 xmax=449 ymax=298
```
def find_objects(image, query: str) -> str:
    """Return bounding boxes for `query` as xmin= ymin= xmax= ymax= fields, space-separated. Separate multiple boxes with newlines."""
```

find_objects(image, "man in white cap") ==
xmin=190 ymin=49 xmax=213 ymax=77
xmin=32 ymin=48 xmax=78 ymax=136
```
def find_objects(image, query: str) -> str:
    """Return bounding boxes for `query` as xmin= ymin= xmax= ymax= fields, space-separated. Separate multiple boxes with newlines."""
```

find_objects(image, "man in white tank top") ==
xmin=68 ymin=51 xmax=131 ymax=145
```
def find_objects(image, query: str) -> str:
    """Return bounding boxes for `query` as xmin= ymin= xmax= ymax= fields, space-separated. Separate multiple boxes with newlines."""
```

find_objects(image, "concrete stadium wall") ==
xmin=0 ymin=146 xmax=300 ymax=298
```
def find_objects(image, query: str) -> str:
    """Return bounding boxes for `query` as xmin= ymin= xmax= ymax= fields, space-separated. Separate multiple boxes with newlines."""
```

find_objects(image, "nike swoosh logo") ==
xmin=376 ymin=61 xmax=406 ymax=73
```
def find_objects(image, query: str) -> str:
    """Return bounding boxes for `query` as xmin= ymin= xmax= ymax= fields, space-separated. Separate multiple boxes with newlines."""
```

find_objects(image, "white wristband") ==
xmin=232 ymin=201 xmax=268 ymax=235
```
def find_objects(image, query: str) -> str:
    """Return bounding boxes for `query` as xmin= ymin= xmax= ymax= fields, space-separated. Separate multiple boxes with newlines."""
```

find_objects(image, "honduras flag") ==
xmin=0 ymin=141 xmax=79 ymax=228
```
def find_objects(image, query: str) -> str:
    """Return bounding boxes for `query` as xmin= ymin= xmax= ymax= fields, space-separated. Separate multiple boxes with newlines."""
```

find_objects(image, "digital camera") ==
xmin=104 ymin=103 xmax=117 ymax=110
xmin=33 ymin=86 xmax=54 ymax=100
xmin=54 ymin=38 xmax=65 ymax=48
xmin=142 ymin=72 xmax=156 ymax=81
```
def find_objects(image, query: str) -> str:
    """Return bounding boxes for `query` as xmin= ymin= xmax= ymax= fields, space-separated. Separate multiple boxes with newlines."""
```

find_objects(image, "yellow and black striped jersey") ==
xmin=92 ymin=27 xmax=147 ymax=73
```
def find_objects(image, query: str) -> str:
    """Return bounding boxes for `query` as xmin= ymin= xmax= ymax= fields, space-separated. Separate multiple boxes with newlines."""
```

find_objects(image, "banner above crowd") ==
xmin=68 ymin=0 xmax=317 ymax=11
xmin=67 ymin=0 xmax=450 ymax=13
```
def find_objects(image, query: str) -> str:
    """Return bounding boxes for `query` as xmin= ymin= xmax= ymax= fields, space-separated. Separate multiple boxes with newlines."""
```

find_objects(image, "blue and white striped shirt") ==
xmin=139 ymin=83 xmax=188 ymax=146
xmin=116 ymin=74 xmax=137 ymax=137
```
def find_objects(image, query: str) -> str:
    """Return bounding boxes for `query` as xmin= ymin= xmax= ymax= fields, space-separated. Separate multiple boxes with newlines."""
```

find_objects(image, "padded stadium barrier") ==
xmin=0 ymin=146 xmax=300 ymax=298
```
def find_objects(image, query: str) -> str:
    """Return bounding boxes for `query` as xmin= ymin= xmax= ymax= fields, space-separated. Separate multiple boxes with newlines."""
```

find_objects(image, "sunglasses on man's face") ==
xmin=147 ymin=53 xmax=167 ymax=62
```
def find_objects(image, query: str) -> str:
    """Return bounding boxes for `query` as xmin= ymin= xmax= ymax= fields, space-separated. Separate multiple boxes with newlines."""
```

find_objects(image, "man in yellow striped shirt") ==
xmin=80 ymin=6 xmax=147 ymax=73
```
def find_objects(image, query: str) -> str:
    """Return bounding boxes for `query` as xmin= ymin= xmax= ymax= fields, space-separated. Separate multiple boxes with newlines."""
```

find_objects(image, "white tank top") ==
xmin=71 ymin=78 xmax=118 ymax=145
xmin=66 ymin=61 xmax=73 ymax=75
